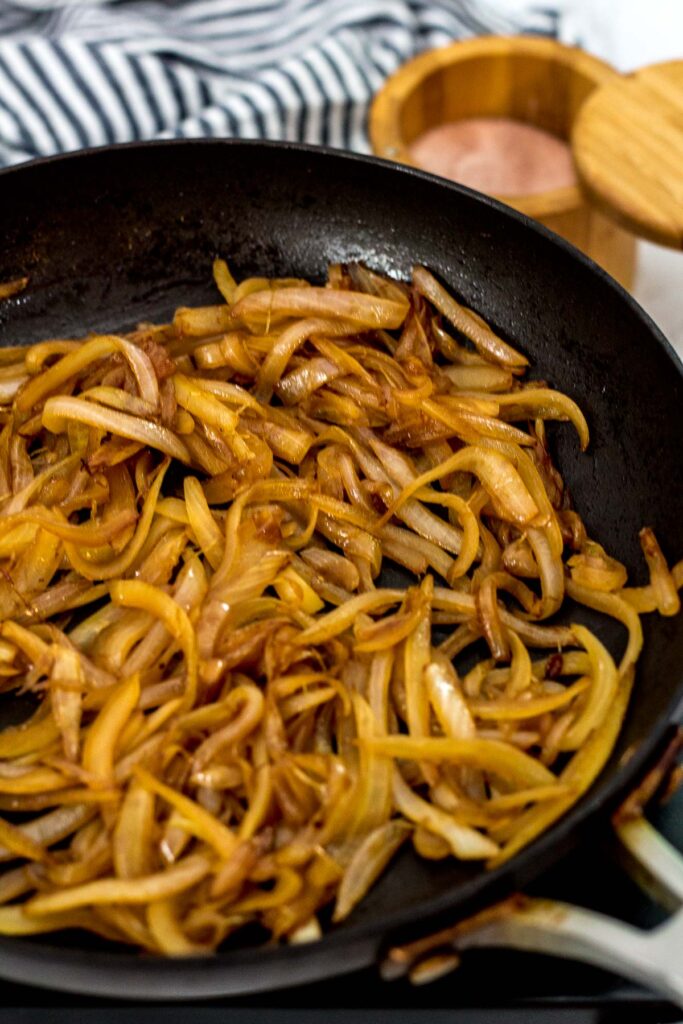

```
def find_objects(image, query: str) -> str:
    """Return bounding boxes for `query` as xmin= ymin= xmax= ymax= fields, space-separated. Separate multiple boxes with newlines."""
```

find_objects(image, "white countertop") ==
xmin=632 ymin=242 xmax=683 ymax=362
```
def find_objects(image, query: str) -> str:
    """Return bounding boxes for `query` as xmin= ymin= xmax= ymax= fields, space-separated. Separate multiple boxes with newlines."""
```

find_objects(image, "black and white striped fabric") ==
xmin=0 ymin=0 xmax=559 ymax=167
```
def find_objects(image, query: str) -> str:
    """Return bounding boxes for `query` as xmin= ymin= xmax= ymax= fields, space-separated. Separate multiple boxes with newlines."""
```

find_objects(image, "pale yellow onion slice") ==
xmin=474 ymin=389 xmax=590 ymax=451
xmin=568 ymin=542 xmax=628 ymax=592
xmin=392 ymin=769 xmax=498 ymax=859
xmin=565 ymin=580 xmax=643 ymax=677
xmin=113 ymin=781 xmax=156 ymax=880
xmin=64 ymin=460 xmax=169 ymax=581
xmin=470 ymin=677 xmax=590 ymax=721
xmin=212 ymin=257 xmax=238 ymax=304
xmin=255 ymin=318 xmax=358 ymax=402
xmin=184 ymin=476 xmax=224 ymax=570
xmin=233 ymin=287 xmax=409 ymax=332
xmin=333 ymin=819 xmax=411 ymax=921
xmin=295 ymin=589 xmax=404 ymax=645
xmin=17 ymin=334 xmax=159 ymax=415
xmin=82 ymin=675 xmax=141 ymax=785
xmin=425 ymin=659 xmax=476 ymax=739
xmin=378 ymin=444 xmax=539 ymax=528
xmin=147 ymin=897 xmax=208 ymax=956
xmin=413 ymin=266 xmax=527 ymax=368
xmin=640 ymin=527 xmax=680 ymax=616
xmin=559 ymin=626 xmax=619 ymax=750
xmin=0 ymin=805 xmax=94 ymax=863
xmin=134 ymin=768 xmax=237 ymax=860
xmin=42 ymin=396 xmax=190 ymax=464
xmin=24 ymin=854 xmax=212 ymax=915
xmin=366 ymin=735 xmax=558 ymax=789
xmin=111 ymin=581 xmax=198 ymax=711
xmin=489 ymin=668 xmax=635 ymax=867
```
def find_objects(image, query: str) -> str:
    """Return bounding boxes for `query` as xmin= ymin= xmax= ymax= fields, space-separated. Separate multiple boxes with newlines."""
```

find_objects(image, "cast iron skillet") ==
xmin=0 ymin=141 xmax=681 ymax=1000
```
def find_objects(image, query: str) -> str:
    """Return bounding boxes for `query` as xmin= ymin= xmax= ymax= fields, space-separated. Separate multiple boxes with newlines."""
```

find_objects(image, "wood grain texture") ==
xmin=573 ymin=61 xmax=683 ymax=250
xmin=370 ymin=36 xmax=637 ymax=288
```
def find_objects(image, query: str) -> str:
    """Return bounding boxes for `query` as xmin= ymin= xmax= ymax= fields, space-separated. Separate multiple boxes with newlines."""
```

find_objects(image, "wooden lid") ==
xmin=572 ymin=60 xmax=683 ymax=249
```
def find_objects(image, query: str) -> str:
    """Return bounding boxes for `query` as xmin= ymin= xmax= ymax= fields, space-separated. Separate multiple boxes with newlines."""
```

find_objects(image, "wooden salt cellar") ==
xmin=370 ymin=37 xmax=646 ymax=288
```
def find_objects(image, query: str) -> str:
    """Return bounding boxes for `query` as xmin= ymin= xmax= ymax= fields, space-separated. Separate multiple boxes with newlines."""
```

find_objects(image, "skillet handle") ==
xmin=381 ymin=730 xmax=683 ymax=1005
xmin=413 ymin=822 xmax=683 ymax=1006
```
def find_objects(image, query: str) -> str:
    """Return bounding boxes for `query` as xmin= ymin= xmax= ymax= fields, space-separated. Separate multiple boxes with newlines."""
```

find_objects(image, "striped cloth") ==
xmin=0 ymin=1 xmax=558 ymax=167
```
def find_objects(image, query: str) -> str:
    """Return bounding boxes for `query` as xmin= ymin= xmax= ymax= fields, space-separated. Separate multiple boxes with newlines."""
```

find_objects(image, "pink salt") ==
xmin=409 ymin=117 xmax=576 ymax=196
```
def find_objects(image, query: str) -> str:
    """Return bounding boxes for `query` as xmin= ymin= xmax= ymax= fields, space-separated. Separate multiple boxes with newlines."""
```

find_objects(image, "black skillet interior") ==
xmin=0 ymin=141 xmax=681 ymax=999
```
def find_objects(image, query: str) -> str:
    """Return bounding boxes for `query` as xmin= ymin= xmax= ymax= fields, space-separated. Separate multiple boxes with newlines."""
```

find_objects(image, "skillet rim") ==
xmin=0 ymin=138 xmax=681 ymax=999
xmin=1 ymin=137 xmax=681 ymax=375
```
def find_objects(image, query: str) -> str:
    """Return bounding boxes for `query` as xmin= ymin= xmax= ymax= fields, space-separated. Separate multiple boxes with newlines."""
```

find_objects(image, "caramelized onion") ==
xmin=0 ymin=258 xmax=676 ymax=956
